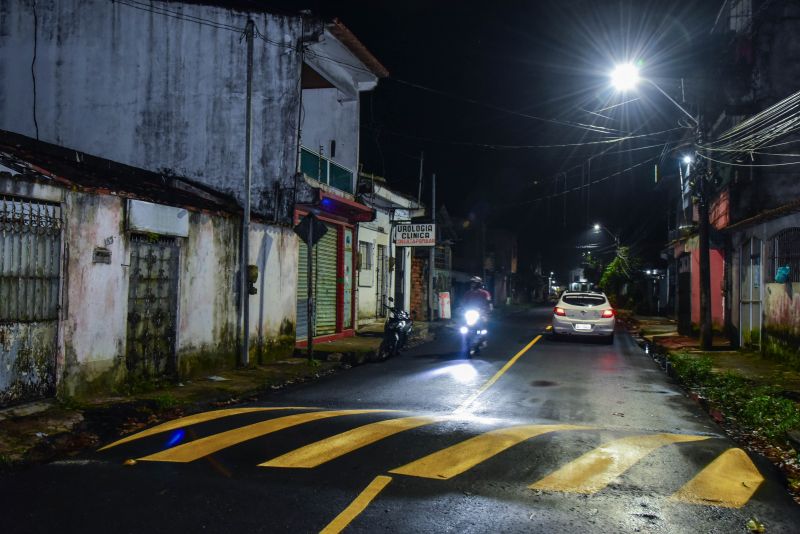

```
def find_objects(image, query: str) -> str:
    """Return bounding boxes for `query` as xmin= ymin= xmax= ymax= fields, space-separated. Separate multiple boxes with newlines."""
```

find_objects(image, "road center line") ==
xmin=319 ymin=475 xmax=393 ymax=534
xmin=454 ymin=335 xmax=542 ymax=413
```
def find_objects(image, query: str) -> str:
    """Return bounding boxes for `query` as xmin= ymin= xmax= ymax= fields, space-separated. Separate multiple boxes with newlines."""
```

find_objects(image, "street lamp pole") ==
xmin=611 ymin=64 xmax=711 ymax=349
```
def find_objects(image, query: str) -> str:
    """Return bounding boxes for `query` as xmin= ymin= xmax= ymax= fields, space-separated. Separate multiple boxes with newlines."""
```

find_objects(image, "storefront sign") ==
xmin=394 ymin=223 xmax=435 ymax=246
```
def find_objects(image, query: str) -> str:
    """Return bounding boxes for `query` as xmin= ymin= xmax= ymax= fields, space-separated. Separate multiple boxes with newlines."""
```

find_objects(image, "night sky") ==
xmin=280 ymin=0 xmax=720 ymax=276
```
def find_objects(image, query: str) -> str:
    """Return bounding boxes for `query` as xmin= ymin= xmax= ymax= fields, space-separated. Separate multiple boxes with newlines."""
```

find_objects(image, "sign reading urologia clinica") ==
xmin=393 ymin=223 xmax=435 ymax=246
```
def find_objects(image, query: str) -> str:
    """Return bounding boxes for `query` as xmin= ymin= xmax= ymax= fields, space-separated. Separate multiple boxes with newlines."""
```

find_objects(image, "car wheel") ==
xmin=551 ymin=332 xmax=560 ymax=341
xmin=605 ymin=334 xmax=614 ymax=345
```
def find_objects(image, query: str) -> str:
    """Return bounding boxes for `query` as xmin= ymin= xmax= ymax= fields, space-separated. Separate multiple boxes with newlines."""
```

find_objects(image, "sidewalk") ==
xmin=626 ymin=314 xmax=800 ymax=398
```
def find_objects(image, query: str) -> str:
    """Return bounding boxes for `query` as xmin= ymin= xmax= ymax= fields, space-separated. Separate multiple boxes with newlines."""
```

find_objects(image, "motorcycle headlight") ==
xmin=459 ymin=326 xmax=469 ymax=335
xmin=464 ymin=309 xmax=480 ymax=326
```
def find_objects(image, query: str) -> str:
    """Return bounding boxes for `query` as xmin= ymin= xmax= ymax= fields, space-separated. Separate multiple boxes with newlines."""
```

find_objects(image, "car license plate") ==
xmin=575 ymin=323 xmax=592 ymax=331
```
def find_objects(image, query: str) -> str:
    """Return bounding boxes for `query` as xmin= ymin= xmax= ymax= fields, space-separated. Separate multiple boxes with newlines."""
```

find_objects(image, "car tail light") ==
xmin=554 ymin=307 xmax=566 ymax=316
xmin=601 ymin=309 xmax=615 ymax=318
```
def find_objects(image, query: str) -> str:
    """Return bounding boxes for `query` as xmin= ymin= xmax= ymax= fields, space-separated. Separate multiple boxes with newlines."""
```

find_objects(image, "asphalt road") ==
xmin=3 ymin=306 xmax=799 ymax=533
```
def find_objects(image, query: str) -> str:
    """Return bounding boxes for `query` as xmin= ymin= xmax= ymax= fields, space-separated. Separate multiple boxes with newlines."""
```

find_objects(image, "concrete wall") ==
xmin=0 ymin=173 xmax=298 ymax=397
xmin=763 ymin=282 xmax=800 ymax=366
xmin=356 ymin=210 xmax=391 ymax=322
xmin=0 ymin=0 xmax=304 ymax=218
xmin=301 ymin=88 xmax=359 ymax=177
xmin=248 ymin=223 xmax=298 ymax=361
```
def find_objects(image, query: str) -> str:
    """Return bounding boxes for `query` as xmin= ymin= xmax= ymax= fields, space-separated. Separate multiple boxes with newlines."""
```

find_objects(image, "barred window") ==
xmin=358 ymin=241 xmax=373 ymax=271
xmin=0 ymin=196 xmax=63 ymax=321
xmin=767 ymin=228 xmax=800 ymax=283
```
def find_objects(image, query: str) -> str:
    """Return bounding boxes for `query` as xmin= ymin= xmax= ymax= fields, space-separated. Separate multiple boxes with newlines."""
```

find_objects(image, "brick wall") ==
xmin=410 ymin=256 xmax=427 ymax=320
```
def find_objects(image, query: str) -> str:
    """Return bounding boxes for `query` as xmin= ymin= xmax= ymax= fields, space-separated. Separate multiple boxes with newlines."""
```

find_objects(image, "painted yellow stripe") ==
xmin=98 ymin=407 xmax=315 ymax=451
xmin=319 ymin=476 xmax=392 ymax=534
xmin=670 ymin=448 xmax=764 ymax=508
xmin=261 ymin=416 xmax=442 ymax=469
xmin=529 ymin=433 xmax=709 ymax=494
xmin=138 ymin=409 xmax=392 ymax=463
xmin=454 ymin=335 xmax=542 ymax=413
xmin=390 ymin=424 xmax=588 ymax=480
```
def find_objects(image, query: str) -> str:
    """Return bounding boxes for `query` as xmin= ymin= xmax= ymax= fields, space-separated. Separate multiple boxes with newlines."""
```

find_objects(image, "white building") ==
xmin=356 ymin=174 xmax=424 ymax=324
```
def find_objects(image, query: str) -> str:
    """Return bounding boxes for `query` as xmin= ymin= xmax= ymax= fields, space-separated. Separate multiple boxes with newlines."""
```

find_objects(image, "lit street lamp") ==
xmin=610 ymin=62 xmax=713 ymax=350
xmin=592 ymin=222 xmax=620 ymax=249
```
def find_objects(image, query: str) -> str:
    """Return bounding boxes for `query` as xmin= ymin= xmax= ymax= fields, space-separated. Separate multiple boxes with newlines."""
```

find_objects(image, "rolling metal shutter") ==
xmin=315 ymin=225 xmax=338 ymax=335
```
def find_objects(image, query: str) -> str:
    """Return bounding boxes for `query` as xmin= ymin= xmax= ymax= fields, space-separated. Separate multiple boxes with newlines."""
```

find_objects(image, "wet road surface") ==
xmin=3 ymin=306 xmax=799 ymax=533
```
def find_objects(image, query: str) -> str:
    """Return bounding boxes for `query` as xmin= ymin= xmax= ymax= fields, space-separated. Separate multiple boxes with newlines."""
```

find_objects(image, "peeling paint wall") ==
xmin=249 ymin=223 xmax=298 ymax=362
xmin=60 ymin=192 xmax=129 ymax=396
xmin=175 ymin=212 xmax=239 ymax=375
xmin=764 ymin=282 xmax=800 ymax=366
xmin=0 ymin=0 xmax=302 ymax=219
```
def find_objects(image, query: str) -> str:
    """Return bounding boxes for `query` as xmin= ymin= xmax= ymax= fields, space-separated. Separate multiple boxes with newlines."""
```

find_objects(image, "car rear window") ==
xmin=562 ymin=295 xmax=606 ymax=307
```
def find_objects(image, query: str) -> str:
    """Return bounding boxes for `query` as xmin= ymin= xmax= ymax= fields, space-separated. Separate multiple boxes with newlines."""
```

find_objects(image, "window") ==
xmin=562 ymin=295 xmax=606 ymax=307
xmin=358 ymin=241 xmax=373 ymax=271
xmin=767 ymin=228 xmax=800 ymax=283
xmin=0 ymin=196 xmax=62 ymax=321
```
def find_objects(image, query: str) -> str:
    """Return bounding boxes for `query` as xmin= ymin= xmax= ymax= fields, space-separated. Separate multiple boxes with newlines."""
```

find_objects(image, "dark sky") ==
xmin=283 ymin=0 xmax=720 ymax=274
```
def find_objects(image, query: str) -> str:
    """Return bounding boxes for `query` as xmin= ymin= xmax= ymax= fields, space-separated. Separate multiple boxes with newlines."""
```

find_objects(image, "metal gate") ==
xmin=126 ymin=235 xmax=179 ymax=380
xmin=740 ymin=237 xmax=762 ymax=347
xmin=0 ymin=196 xmax=62 ymax=406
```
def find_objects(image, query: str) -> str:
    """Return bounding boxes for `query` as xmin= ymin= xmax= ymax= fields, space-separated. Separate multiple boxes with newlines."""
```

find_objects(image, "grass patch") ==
xmin=150 ymin=394 xmax=180 ymax=411
xmin=668 ymin=352 xmax=800 ymax=443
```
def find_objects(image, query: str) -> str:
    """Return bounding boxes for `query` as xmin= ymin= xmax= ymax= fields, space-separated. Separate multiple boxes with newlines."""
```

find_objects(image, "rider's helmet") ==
xmin=469 ymin=276 xmax=482 ymax=289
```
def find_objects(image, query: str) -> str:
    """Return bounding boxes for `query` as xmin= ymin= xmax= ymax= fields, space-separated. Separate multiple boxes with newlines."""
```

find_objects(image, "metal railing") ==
xmin=300 ymin=147 xmax=354 ymax=194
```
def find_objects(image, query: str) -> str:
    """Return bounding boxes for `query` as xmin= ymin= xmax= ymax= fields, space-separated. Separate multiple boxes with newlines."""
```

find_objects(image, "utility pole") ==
xmin=417 ymin=151 xmax=424 ymax=206
xmin=428 ymin=173 xmax=436 ymax=321
xmin=240 ymin=19 xmax=254 ymax=367
xmin=696 ymin=156 xmax=713 ymax=350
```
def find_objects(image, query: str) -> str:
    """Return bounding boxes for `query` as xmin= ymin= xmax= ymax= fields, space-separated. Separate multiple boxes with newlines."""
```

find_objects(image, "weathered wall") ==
xmin=249 ymin=223 xmax=298 ymax=362
xmin=301 ymin=88 xmax=359 ymax=176
xmin=0 ymin=0 xmax=302 ymax=219
xmin=763 ymin=282 xmax=800 ymax=367
xmin=176 ymin=212 xmax=239 ymax=375
xmin=60 ymin=192 xmax=129 ymax=396
xmin=356 ymin=211 xmax=391 ymax=323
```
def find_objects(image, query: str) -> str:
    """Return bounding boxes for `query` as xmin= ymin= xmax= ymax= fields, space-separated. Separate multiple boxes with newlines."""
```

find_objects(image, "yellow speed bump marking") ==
xmin=454 ymin=335 xmax=542 ymax=413
xmin=529 ymin=433 xmax=709 ymax=494
xmin=320 ymin=475 xmax=393 ymax=534
xmin=390 ymin=424 xmax=589 ymax=480
xmin=137 ymin=409 xmax=393 ymax=463
xmin=670 ymin=448 xmax=764 ymax=508
xmin=261 ymin=416 xmax=442 ymax=469
xmin=98 ymin=407 xmax=315 ymax=451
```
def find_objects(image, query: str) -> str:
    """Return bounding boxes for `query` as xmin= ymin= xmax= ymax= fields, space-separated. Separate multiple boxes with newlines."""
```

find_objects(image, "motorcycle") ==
xmin=459 ymin=308 xmax=488 ymax=357
xmin=377 ymin=298 xmax=413 ymax=361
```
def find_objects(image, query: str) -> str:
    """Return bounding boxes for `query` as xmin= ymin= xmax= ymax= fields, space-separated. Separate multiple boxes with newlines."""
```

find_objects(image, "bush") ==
xmin=740 ymin=394 xmax=800 ymax=441
xmin=669 ymin=353 xmax=713 ymax=385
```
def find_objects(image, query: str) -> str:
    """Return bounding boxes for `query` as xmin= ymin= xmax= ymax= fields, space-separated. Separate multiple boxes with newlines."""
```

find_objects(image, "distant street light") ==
xmin=683 ymin=155 xmax=693 ymax=164
xmin=592 ymin=222 xmax=620 ymax=249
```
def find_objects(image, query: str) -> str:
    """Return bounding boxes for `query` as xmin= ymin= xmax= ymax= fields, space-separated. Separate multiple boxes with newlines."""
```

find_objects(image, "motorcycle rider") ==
xmin=462 ymin=276 xmax=492 ymax=317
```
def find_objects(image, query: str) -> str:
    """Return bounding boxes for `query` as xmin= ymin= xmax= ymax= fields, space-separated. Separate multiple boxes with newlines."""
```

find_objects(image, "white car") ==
xmin=552 ymin=291 xmax=615 ymax=343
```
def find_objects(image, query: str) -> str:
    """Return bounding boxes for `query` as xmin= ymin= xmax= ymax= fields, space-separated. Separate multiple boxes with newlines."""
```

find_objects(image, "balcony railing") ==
xmin=301 ymin=147 xmax=354 ymax=194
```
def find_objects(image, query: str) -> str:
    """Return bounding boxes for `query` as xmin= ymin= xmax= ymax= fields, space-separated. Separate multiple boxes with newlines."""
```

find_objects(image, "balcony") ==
xmin=301 ymin=147 xmax=354 ymax=194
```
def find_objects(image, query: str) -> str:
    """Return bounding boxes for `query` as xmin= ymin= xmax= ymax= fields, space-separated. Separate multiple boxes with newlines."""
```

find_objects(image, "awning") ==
xmin=298 ymin=188 xmax=375 ymax=224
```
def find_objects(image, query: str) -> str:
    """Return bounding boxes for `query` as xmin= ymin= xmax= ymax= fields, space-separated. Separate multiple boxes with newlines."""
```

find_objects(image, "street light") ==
xmin=683 ymin=155 xmax=693 ymax=165
xmin=592 ymin=222 xmax=620 ymax=249
xmin=608 ymin=62 xmax=712 ymax=350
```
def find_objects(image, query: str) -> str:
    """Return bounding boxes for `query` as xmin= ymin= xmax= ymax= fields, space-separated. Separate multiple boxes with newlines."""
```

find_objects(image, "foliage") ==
xmin=668 ymin=352 xmax=800 ymax=443
xmin=669 ymin=353 xmax=713 ymax=385
xmin=599 ymin=247 xmax=641 ymax=306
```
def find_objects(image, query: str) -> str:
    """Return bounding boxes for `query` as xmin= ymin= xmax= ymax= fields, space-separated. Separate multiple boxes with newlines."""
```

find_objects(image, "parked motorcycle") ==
xmin=377 ymin=298 xmax=413 ymax=360
xmin=459 ymin=308 xmax=488 ymax=357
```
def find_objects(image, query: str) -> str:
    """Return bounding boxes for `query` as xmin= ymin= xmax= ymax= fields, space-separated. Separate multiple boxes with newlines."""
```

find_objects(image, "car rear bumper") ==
xmin=552 ymin=316 xmax=615 ymax=336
